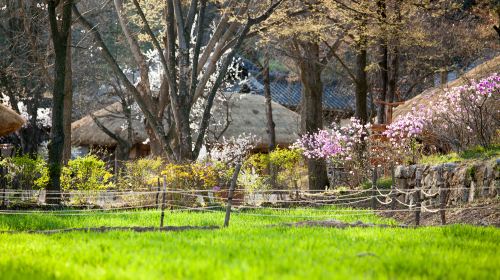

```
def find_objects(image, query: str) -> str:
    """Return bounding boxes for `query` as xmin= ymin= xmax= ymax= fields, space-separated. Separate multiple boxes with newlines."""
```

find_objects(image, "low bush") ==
xmin=243 ymin=148 xmax=303 ymax=191
xmin=0 ymin=154 xmax=48 ymax=190
xmin=117 ymin=158 xmax=163 ymax=190
xmin=385 ymin=73 xmax=499 ymax=154
xmin=161 ymin=162 xmax=223 ymax=190
xmin=61 ymin=155 xmax=114 ymax=191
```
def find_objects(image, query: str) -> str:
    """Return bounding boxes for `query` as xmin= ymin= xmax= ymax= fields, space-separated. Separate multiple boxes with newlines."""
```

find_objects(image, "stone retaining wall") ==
xmin=394 ymin=159 xmax=499 ymax=206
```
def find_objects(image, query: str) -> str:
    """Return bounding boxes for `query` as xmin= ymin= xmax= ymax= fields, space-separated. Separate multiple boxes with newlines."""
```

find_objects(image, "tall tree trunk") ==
xmin=440 ymin=70 xmax=448 ymax=86
xmin=298 ymin=42 xmax=329 ymax=191
xmin=355 ymin=48 xmax=368 ymax=124
xmin=263 ymin=53 xmax=277 ymax=189
xmin=62 ymin=32 xmax=72 ymax=164
xmin=376 ymin=0 xmax=388 ymax=124
xmin=387 ymin=0 xmax=401 ymax=106
xmin=263 ymin=56 xmax=276 ymax=151
xmin=145 ymin=122 xmax=164 ymax=157
xmin=47 ymin=0 xmax=72 ymax=205
xmin=387 ymin=45 xmax=399 ymax=104
xmin=177 ymin=103 xmax=193 ymax=161
xmin=114 ymin=143 xmax=130 ymax=176
xmin=21 ymin=87 xmax=41 ymax=156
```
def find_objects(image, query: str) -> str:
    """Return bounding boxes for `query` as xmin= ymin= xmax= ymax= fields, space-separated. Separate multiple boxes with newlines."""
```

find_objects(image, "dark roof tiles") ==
xmin=228 ymin=79 xmax=355 ymax=111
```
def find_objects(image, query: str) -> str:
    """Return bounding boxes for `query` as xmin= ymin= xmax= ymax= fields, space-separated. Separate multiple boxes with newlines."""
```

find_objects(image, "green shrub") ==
xmin=61 ymin=155 xmax=113 ymax=191
xmin=0 ymin=154 xmax=48 ymax=190
xmin=161 ymin=162 xmax=221 ymax=190
xmin=245 ymin=153 xmax=270 ymax=174
xmin=269 ymin=148 xmax=301 ymax=171
xmin=117 ymin=158 xmax=163 ymax=190
xmin=242 ymin=148 xmax=302 ymax=191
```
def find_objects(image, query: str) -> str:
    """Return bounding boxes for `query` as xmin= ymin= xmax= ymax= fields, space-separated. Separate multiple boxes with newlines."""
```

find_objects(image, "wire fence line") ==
xmin=1 ymin=166 xmax=497 ymax=230
xmin=0 ymin=185 xmax=479 ymax=197
xmin=0 ymin=184 xmax=491 ymax=208
xmin=0 ymin=188 xmax=495 ymax=215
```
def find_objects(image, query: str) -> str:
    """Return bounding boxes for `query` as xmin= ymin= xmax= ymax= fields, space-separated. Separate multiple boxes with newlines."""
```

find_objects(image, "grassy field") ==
xmin=0 ymin=208 xmax=498 ymax=279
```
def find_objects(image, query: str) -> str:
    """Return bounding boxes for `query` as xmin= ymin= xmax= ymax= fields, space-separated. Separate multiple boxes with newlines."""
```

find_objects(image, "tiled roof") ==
xmin=230 ymin=58 xmax=355 ymax=111
xmin=227 ymin=79 xmax=355 ymax=111
xmin=257 ymin=80 xmax=355 ymax=111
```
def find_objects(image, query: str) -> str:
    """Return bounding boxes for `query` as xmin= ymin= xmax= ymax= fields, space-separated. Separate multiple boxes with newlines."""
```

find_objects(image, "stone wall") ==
xmin=394 ymin=159 xmax=499 ymax=206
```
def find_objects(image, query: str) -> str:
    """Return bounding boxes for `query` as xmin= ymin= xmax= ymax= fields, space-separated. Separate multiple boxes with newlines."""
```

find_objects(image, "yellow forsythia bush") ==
xmin=61 ymin=155 xmax=114 ymax=191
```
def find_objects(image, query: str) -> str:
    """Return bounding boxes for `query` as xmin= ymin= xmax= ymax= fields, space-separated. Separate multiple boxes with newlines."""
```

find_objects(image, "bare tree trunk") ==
xmin=62 ymin=32 xmax=72 ymax=164
xmin=19 ymin=85 xmax=42 ymax=156
xmin=73 ymin=0 xmax=283 ymax=163
xmin=376 ymin=0 xmax=388 ymax=124
xmin=145 ymin=122 xmax=164 ymax=157
xmin=387 ymin=0 xmax=401 ymax=105
xmin=263 ymin=53 xmax=277 ymax=189
xmin=355 ymin=48 xmax=368 ymax=124
xmin=387 ymin=45 xmax=399 ymax=104
xmin=114 ymin=144 xmax=130 ymax=176
xmin=440 ymin=70 xmax=448 ymax=86
xmin=47 ymin=0 xmax=72 ymax=205
xmin=263 ymin=56 xmax=276 ymax=150
xmin=298 ymin=42 xmax=329 ymax=191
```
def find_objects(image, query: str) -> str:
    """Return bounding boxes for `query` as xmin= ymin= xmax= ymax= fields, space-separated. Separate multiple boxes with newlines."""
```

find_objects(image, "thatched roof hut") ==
xmin=208 ymin=93 xmax=300 ymax=149
xmin=0 ymin=104 xmax=25 ymax=137
xmin=71 ymin=102 xmax=148 ymax=147
xmin=71 ymin=93 xmax=300 ymax=151
xmin=393 ymin=56 xmax=500 ymax=120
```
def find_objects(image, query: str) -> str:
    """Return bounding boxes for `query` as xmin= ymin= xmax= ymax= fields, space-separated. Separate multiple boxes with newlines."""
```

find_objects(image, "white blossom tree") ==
xmin=72 ymin=0 xmax=283 ymax=162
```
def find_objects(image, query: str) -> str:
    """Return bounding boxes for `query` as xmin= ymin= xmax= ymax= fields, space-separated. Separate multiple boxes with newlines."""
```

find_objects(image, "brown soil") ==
xmin=0 ymin=225 xmax=219 ymax=235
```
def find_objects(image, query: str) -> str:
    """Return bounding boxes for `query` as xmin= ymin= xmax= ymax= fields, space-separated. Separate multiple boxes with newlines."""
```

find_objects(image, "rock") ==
xmin=479 ymin=220 xmax=490 ymax=226
xmin=394 ymin=159 xmax=499 ymax=206
xmin=394 ymin=166 xmax=407 ymax=178
xmin=408 ymin=165 xmax=417 ymax=178
xmin=442 ymin=162 xmax=458 ymax=171
xmin=423 ymin=174 xmax=433 ymax=189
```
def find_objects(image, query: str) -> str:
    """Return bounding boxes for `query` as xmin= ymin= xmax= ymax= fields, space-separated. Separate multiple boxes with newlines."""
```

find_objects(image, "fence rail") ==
xmin=0 ymin=166 xmax=497 ymax=228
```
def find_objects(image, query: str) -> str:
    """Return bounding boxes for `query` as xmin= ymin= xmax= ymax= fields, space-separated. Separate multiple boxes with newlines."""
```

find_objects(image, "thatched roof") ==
xmin=71 ymin=102 xmax=148 ymax=146
xmin=0 ymin=104 xmax=25 ymax=136
xmin=71 ymin=93 xmax=300 ymax=149
xmin=208 ymin=93 xmax=300 ymax=149
xmin=393 ymin=56 xmax=500 ymax=120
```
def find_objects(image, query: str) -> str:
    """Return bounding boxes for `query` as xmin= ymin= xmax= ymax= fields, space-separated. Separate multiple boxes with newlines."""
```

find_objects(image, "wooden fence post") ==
xmin=155 ymin=177 xmax=161 ymax=207
xmin=1 ymin=165 xmax=4 ymax=207
xmin=295 ymin=180 xmax=300 ymax=200
xmin=390 ymin=164 xmax=396 ymax=210
xmin=437 ymin=168 xmax=446 ymax=225
xmin=415 ymin=168 xmax=422 ymax=226
xmin=371 ymin=166 xmax=378 ymax=210
xmin=160 ymin=175 xmax=167 ymax=228
xmin=224 ymin=163 xmax=242 ymax=227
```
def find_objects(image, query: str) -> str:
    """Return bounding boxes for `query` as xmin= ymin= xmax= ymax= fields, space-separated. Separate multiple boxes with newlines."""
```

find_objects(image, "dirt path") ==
xmin=0 ymin=225 xmax=219 ymax=235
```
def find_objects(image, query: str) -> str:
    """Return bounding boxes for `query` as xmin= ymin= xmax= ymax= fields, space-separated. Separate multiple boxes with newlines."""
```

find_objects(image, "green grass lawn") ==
xmin=0 ymin=208 xmax=498 ymax=279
